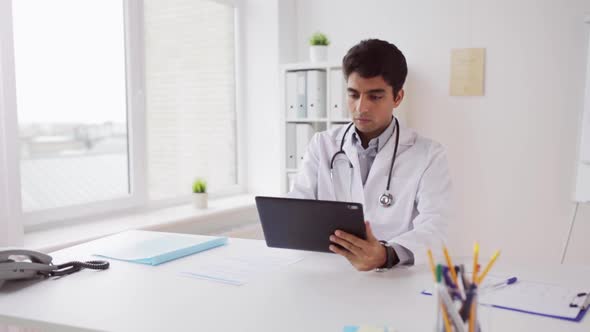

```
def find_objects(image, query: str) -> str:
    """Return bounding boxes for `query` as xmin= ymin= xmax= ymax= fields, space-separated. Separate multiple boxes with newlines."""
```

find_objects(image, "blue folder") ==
xmin=343 ymin=326 xmax=395 ymax=332
xmin=94 ymin=230 xmax=228 ymax=266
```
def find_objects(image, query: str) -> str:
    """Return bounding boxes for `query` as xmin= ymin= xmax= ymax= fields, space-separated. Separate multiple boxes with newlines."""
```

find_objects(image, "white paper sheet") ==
xmin=180 ymin=246 xmax=304 ymax=285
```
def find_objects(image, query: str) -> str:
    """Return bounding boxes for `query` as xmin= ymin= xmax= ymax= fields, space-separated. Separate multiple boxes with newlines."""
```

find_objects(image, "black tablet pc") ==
xmin=254 ymin=196 xmax=366 ymax=253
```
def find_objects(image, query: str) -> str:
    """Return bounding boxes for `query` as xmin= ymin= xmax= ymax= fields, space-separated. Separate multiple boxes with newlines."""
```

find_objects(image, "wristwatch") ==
xmin=375 ymin=240 xmax=400 ymax=272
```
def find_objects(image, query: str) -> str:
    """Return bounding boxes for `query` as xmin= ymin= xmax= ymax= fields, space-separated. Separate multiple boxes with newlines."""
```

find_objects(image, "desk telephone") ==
xmin=0 ymin=249 xmax=109 ymax=288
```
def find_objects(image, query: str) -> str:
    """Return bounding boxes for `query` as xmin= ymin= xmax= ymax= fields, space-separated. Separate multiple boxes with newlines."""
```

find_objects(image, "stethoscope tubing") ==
xmin=330 ymin=118 xmax=400 ymax=206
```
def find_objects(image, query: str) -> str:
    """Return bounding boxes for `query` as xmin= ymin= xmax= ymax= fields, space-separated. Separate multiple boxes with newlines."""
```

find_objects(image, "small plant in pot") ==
xmin=309 ymin=32 xmax=330 ymax=63
xmin=192 ymin=178 xmax=208 ymax=209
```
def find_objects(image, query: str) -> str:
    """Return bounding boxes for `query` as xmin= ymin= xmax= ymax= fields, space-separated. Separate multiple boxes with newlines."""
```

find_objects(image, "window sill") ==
xmin=24 ymin=194 xmax=257 ymax=253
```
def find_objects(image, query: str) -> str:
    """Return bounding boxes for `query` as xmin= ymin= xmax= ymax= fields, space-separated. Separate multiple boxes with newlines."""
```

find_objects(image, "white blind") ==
xmin=144 ymin=0 xmax=237 ymax=200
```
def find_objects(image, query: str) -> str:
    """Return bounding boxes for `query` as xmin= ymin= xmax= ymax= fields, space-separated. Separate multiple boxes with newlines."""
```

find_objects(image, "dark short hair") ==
xmin=342 ymin=39 xmax=408 ymax=97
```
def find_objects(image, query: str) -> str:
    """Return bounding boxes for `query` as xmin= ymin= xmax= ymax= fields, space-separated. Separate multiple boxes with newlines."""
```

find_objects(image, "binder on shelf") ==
xmin=330 ymin=69 xmax=348 ymax=120
xmin=295 ymin=123 xmax=315 ymax=169
xmin=285 ymin=72 xmax=298 ymax=119
xmin=94 ymin=230 xmax=228 ymax=266
xmin=306 ymin=70 xmax=327 ymax=119
xmin=286 ymin=123 xmax=297 ymax=169
xmin=311 ymin=122 xmax=327 ymax=134
xmin=296 ymin=71 xmax=307 ymax=118
xmin=287 ymin=173 xmax=297 ymax=192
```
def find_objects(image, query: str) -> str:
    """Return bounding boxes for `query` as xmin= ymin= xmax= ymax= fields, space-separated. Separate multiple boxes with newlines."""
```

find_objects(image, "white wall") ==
xmin=278 ymin=0 xmax=298 ymax=64
xmin=290 ymin=0 xmax=590 ymax=264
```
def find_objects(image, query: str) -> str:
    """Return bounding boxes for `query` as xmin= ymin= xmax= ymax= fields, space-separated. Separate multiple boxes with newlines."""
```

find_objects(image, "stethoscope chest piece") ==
xmin=379 ymin=192 xmax=393 ymax=207
xmin=331 ymin=118 xmax=400 ymax=208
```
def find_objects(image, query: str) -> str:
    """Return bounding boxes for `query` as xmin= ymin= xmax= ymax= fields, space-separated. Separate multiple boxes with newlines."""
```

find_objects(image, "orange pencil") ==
xmin=443 ymin=246 xmax=458 ymax=285
xmin=427 ymin=249 xmax=437 ymax=282
xmin=477 ymin=250 xmax=501 ymax=285
xmin=472 ymin=242 xmax=479 ymax=284
xmin=468 ymin=296 xmax=476 ymax=332
xmin=441 ymin=301 xmax=453 ymax=332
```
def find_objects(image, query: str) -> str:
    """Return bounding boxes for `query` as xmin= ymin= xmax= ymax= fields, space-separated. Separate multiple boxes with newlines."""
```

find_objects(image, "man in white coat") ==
xmin=288 ymin=39 xmax=452 ymax=271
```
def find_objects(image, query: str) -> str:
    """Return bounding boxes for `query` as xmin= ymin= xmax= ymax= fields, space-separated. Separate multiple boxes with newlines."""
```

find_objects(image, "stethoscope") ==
xmin=329 ymin=118 xmax=400 ymax=207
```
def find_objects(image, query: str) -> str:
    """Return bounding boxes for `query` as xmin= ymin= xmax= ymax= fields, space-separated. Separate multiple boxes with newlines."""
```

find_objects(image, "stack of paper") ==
xmin=180 ymin=246 xmax=304 ymax=285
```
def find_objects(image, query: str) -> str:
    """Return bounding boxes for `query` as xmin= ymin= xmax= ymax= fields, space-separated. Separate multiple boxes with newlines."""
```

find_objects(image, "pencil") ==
xmin=427 ymin=249 xmax=437 ymax=282
xmin=477 ymin=250 xmax=501 ymax=285
xmin=441 ymin=301 xmax=453 ymax=332
xmin=443 ymin=246 xmax=458 ymax=286
xmin=468 ymin=294 xmax=476 ymax=332
xmin=472 ymin=242 xmax=479 ymax=285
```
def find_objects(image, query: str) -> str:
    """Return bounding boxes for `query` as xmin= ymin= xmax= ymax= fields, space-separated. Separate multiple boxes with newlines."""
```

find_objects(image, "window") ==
xmin=12 ymin=0 xmax=130 ymax=212
xmin=0 ymin=0 xmax=242 ymax=228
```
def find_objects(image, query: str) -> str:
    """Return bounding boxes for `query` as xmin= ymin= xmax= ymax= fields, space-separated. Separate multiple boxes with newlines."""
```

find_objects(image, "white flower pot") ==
xmin=309 ymin=45 xmax=328 ymax=63
xmin=193 ymin=193 xmax=208 ymax=209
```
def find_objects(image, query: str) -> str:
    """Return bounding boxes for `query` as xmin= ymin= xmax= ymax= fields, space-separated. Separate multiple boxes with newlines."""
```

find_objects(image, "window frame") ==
xmin=0 ymin=0 xmax=23 ymax=244
xmin=0 ymin=0 xmax=246 ymax=232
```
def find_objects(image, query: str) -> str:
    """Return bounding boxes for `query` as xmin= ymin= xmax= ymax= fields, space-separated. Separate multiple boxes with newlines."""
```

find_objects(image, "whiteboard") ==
xmin=574 ymin=16 xmax=590 ymax=202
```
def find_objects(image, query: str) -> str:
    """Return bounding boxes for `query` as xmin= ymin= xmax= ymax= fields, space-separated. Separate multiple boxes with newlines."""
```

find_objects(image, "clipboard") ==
xmin=422 ymin=276 xmax=590 ymax=322
xmin=486 ymin=291 xmax=590 ymax=322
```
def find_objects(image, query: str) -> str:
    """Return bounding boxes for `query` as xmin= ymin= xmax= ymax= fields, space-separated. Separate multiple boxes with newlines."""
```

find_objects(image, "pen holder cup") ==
xmin=436 ymin=285 xmax=481 ymax=332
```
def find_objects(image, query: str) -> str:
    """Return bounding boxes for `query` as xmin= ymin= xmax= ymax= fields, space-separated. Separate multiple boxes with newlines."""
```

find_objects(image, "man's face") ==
xmin=346 ymin=72 xmax=403 ymax=139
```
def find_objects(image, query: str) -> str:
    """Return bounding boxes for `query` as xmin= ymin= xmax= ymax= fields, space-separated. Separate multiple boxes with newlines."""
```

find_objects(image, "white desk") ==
xmin=0 ymin=237 xmax=589 ymax=332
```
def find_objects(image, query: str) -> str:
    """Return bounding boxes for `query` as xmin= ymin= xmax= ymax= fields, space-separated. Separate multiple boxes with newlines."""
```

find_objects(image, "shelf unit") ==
xmin=279 ymin=62 xmax=351 ymax=193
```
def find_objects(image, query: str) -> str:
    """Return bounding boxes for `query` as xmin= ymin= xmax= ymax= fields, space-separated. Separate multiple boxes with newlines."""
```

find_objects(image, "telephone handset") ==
xmin=0 ymin=249 xmax=109 ymax=288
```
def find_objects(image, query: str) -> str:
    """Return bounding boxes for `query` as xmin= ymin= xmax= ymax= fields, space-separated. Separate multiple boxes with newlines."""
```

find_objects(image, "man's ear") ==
xmin=393 ymin=89 xmax=404 ymax=107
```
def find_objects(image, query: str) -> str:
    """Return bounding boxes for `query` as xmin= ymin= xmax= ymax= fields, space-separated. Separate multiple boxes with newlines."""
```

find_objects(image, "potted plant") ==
xmin=309 ymin=32 xmax=330 ymax=63
xmin=192 ymin=178 xmax=208 ymax=209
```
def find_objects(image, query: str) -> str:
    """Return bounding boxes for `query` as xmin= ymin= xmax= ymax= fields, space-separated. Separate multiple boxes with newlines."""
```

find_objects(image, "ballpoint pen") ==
xmin=456 ymin=265 xmax=466 ymax=300
xmin=459 ymin=284 xmax=477 ymax=321
xmin=442 ymin=267 xmax=456 ymax=288
xmin=460 ymin=264 xmax=470 ymax=290
xmin=437 ymin=265 xmax=452 ymax=332
xmin=482 ymin=276 xmax=518 ymax=290
xmin=442 ymin=267 xmax=463 ymax=301
xmin=438 ymin=283 xmax=466 ymax=332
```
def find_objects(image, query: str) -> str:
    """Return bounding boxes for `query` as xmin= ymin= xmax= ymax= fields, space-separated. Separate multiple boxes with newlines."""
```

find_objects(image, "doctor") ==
xmin=288 ymin=39 xmax=452 ymax=271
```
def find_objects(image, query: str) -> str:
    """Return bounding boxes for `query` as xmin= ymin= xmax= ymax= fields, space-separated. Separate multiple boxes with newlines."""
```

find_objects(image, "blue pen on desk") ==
xmin=485 ymin=276 xmax=518 ymax=290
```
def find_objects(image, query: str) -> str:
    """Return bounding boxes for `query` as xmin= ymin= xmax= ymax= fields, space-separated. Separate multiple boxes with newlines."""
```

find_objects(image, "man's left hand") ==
xmin=329 ymin=221 xmax=387 ymax=271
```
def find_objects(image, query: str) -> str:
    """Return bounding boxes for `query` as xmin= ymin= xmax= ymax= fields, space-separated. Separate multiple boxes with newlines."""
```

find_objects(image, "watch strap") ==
xmin=378 ymin=241 xmax=400 ymax=269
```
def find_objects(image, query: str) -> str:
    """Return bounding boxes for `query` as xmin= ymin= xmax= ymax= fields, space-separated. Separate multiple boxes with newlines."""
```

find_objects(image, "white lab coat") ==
xmin=288 ymin=120 xmax=452 ymax=265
